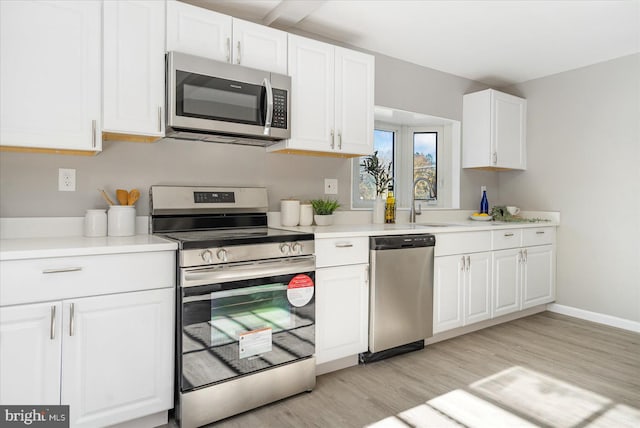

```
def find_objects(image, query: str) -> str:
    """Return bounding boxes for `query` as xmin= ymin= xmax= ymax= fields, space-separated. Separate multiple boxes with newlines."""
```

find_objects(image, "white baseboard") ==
xmin=547 ymin=303 xmax=640 ymax=333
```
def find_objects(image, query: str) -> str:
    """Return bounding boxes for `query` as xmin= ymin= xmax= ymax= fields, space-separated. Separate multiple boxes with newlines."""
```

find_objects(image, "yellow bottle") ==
xmin=385 ymin=184 xmax=396 ymax=224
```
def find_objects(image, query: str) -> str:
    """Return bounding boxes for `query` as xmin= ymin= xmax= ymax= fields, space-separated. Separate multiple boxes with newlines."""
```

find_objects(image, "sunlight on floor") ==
xmin=366 ymin=366 xmax=640 ymax=428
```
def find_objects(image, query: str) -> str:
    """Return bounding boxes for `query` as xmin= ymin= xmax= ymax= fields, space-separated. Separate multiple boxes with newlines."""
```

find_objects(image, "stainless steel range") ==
xmin=150 ymin=186 xmax=316 ymax=428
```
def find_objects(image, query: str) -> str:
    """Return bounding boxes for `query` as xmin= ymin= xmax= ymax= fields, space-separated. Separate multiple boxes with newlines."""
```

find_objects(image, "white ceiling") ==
xmin=185 ymin=0 xmax=640 ymax=87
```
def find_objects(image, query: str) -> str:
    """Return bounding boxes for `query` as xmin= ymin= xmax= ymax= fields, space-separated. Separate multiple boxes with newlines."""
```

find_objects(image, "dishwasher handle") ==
xmin=370 ymin=234 xmax=435 ymax=250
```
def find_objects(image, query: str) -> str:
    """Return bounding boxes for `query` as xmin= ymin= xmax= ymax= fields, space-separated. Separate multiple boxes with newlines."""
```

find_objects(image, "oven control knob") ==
xmin=280 ymin=243 xmax=291 ymax=255
xmin=200 ymin=249 xmax=213 ymax=264
xmin=292 ymin=242 xmax=302 ymax=254
xmin=216 ymin=249 xmax=228 ymax=262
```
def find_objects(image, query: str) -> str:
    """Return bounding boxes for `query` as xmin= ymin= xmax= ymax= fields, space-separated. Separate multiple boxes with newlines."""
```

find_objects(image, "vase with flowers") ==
xmin=361 ymin=151 xmax=393 ymax=224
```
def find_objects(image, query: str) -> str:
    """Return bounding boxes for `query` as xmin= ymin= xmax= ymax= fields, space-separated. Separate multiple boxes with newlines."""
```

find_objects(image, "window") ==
xmin=353 ymin=127 xmax=396 ymax=208
xmin=413 ymin=132 xmax=437 ymax=200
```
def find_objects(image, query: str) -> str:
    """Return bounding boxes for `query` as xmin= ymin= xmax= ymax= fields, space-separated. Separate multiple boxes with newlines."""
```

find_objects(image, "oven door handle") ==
xmin=184 ymin=283 xmax=289 ymax=302
xmin=182 ymin=256 xmax=315 ymax=288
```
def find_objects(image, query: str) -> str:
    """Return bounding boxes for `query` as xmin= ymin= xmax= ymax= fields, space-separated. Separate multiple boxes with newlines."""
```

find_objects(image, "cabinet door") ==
xmin=0 ymin=302 xmax=62 ymax=405
xmin=493 ymin=91 xmax=526 ymax=169
xmin=61 ymin=289 xmax=174 ymax=428
xmin=287 ymin=35 xmax=335 ymax=153
xmin=315 ymin=264 xmax=369 ymax=364
xmin=0 ymin=1 xmax=101 ymax=151
xmin=433 ymin=255 xmax=464 ymax=333
xmin=166 ymin=0 xmax=232 ymax=62
xmin=103 ymin=0 xmax=165 ymax=137
xmin=465 ymin=252 xmax=492 ymax=325
xmin=522 ymin=245 xmax=555 ymax=308
xmin=232 ymin=18 xmax=287 ymax=74
xmin=493 ymin=249 xmax=522 ymax=317
xmin=334 ymin=47 xmax=374 ymax=156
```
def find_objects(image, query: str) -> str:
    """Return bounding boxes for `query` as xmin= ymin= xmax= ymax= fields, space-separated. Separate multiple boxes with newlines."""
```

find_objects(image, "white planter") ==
xmin=314 ymin=214 xmax=334 ymax=226
xmin=372 ymin=197 xmax=385 ymax=224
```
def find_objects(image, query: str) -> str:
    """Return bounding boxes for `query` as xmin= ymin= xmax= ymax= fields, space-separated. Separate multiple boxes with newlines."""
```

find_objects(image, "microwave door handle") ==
xmin=263 ymin=77 xmax=273 ymax=136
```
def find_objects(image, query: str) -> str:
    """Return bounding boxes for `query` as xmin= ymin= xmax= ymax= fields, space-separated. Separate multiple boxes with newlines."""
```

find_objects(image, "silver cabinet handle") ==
xmin=92 ymin=120 xmax=96 ymax=148
xmin=536 ymin=231 xmax=545 ymax=235
xmin=226 ymin=37 xmax=231 ymax=62
xmin=523 ymin=248 xmax=528 ymax=263
xmin=50 ymin=305 xmax=56 ymax=340
xmin=364 ymin=265 xmax=369 ymax=285
xmin=330 ymin=129 xmax=335 ymax=149
xmin=42 ymin=267 xmax=82 ymax=274
xmin=338 ymin=132 xmax=342 ymax=150
xmin=335 ymin=243 xmax=354 ymax=248
xmin=517 ymin=250 xmax=522 ymax=264
xmin=158 ymin=106 xmax=162 ymax=132
xmin=466 ymin=255 xmax=471 ymax=271
xmin=263 ymin=78 xmax=273 ymax=136
xmin=236 ymin=41 xmax=241 ymax=64
xmin=460 ymin=256 xmax=465 ymax=271
xmin=69 ymin=303 xmax=75 ymax=336
xmin=492 ymin=151 xmax=497 ymax=165
xmin=504 ymin=233 xmax=514 ymax=237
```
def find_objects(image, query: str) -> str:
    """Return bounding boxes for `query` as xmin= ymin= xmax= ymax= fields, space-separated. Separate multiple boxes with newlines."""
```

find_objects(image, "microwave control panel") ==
xmin=271 ymin=89 xmax=288 ymax=129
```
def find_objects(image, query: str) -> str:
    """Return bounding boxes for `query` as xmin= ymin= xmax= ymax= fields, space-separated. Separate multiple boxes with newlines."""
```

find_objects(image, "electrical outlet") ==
xmin=324 ymin=178 xmax=338 ymax=195
xmin=59 ymin=168 xmax=76 ymax=191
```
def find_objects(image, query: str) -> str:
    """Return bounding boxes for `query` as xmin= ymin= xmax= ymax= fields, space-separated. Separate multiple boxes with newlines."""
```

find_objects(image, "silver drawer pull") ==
xmin=504 ymin=233 xmax=514 ymax=237
xmin=42 ymin=267 xmax=82 ymax=274
xmin=335 ymin=243 xmax=354 ymax=248
xmin=50 ymin=305 xmax=56 ymax=340
xmin=536 ymin=231 xmax=545 ymax=234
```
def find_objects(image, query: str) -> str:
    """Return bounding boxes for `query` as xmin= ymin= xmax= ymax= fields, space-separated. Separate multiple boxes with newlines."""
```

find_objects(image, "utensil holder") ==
xmin=84 ymin=209 xmax=107 ymax=237
xmin=108 ymin=206 xmax=136 ymax=236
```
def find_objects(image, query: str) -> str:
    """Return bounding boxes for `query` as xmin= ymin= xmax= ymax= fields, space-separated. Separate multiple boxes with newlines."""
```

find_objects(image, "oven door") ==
xmin=179 ymin=256 xmax=315 ymax=392
xmin=167 ymin=51 xmax=290 ymax=140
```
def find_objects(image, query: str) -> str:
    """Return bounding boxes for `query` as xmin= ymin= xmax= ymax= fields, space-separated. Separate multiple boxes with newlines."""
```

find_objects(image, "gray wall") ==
xmin=0 ymin=52 xmax=495 ymax=217
xmin=499 ymin=53 xmax=640 ymax=323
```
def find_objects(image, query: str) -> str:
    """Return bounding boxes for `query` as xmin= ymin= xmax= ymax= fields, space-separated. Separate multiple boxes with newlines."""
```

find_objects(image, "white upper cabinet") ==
xmin=103 ymin=0 xmax=166 ymax=137
xmin=0 ymin=0 xmax=101 ymax=152
xmin=166 ymin=1 xmax=287 ymax=74
xmin=231 ymin=18 xmax=287 ymax=74
xmin=462 ymin=89 xmax=526 ymax=170
xmin=166 ymin=0 xmax=232 ymax=63
xmin=268 ymin=34 xmax=374 ymax=157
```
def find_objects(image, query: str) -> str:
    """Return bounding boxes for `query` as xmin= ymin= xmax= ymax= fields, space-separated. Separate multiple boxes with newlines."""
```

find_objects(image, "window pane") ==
xmin=414 ymin=132 xmax=437 ymax=199
xmin=358 ymin=130 xmax=394 ymax=201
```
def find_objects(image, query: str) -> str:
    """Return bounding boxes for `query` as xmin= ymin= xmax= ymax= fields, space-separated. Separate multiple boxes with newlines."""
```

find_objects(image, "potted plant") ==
xmin=310 ymin=198 xmax=340 ymax=226
xmin=361 ymin=151 xmax=392 ymax=223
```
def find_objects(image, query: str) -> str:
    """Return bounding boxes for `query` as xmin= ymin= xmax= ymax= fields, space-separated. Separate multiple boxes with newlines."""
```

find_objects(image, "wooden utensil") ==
xmin=116 ymin=189 xmax=129 ymax=206
xmin=127 ymin=189 xmax=140 ymax=206
xmin=98 ymin=189 xmax=115 ymax=206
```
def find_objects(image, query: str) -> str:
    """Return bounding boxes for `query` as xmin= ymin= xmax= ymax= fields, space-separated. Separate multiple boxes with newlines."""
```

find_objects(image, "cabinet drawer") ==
xmin=492 ymin=229 xmax=523 ymax=250
xmin=523 ymin=227 xmax=555 ymax=246
xmin=315 ymin=237 xmax=368 ymax=268
xmin=0 ymin=251 xmax=175 ymax=306
xmin=435 ymin=232 xmax=491 ymax=256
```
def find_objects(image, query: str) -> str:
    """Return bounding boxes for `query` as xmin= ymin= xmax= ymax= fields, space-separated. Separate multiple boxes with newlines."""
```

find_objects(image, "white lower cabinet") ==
xmin=522 ymin=245 xmax=555 ymax=308
xmin=493 ymin=248 xmax=522 ymax=317
xmin=434 ymin=252 xmax=492 ymax=334
xmin=0 ymin=251 xmax=175 ymax=428
xmin=315 ymin=264 xmax=369 ymax=364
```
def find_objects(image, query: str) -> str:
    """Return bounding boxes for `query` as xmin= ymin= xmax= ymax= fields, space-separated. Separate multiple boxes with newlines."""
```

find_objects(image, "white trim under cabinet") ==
xmin=103 ymin=0 xmax=166 ymax=137
xmin=268 ymin=34 xmax=374 ymax=157
xmin=0 ymin=0 xmax=101 ymax=152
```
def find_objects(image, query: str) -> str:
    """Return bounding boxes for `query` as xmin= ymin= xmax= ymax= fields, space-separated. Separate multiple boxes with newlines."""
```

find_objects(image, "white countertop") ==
xmin=0 ymin=234 xmax=177 ymax=261
xmin=276 ymin=220 xmax=557 ymax=239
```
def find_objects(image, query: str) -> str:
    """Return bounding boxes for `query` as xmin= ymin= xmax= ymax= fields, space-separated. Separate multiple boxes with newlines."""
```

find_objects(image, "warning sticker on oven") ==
xmin=239 ymin=327 xmax=272 ymax=359
xmin=287 ymin=274 xmax=314 ymax=307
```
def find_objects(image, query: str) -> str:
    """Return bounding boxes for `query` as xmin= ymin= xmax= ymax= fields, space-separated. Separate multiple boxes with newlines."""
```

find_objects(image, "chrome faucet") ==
xmin=410 ymin=177 xmax=430 ymax=223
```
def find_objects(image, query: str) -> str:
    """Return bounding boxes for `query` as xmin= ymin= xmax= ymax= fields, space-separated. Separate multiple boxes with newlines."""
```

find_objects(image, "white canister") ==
xmin=280 ymin=199 xmax=300 ymax=227
xmin=107 ymin=206 xmax=136 ymax=237
xmin=299 ymin=204 xmax=313 ymax=226
xmin=84 ymin=209 xmax=107 ymax=237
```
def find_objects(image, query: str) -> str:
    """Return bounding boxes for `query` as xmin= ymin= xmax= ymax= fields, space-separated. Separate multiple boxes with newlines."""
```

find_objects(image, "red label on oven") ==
xmin=287 ymin=274 xmax=314 ymax=307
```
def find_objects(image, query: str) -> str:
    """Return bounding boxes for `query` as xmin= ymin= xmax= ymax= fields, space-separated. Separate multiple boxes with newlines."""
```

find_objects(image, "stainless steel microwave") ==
xmin=166 ymin=51 xmax=290 ymax=145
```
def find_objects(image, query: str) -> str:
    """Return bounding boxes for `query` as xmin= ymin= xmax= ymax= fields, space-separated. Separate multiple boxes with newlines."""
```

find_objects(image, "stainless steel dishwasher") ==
xmin=361 ymin=234 xmax=435 ymax=363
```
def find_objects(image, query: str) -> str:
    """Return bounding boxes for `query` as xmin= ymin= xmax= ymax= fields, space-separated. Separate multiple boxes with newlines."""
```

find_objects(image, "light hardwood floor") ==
xmin=178 ymin=312 xmax=640 ymax=427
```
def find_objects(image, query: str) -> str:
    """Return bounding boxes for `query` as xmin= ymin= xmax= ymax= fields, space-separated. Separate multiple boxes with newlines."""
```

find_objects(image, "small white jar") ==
xmin=299 ymin=204 xmax=313 ymax=226
xmin=107 ymin=206 xmax=136 ymax=237
xmin=84 ymin=209 xmax=107 ymax=237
